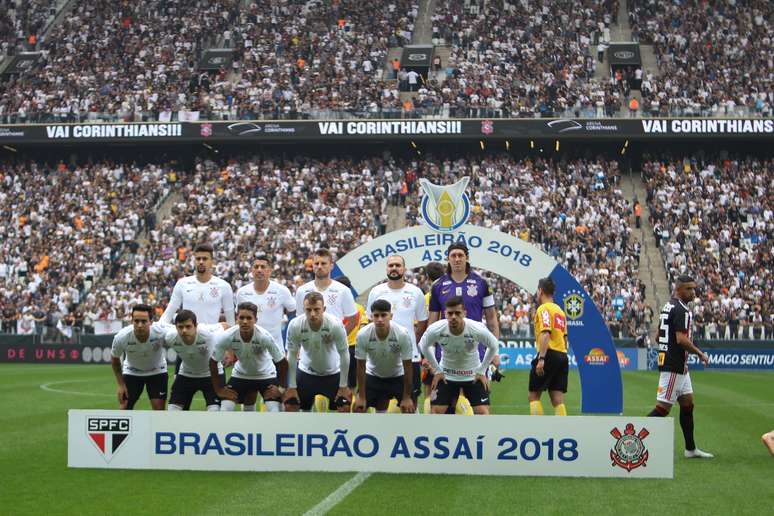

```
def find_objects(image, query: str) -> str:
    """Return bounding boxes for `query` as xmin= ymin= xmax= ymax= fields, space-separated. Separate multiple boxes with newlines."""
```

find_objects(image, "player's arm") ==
xmin=266 ymin=333 xmax=288 ymax=388
xmin=335 ymin=325 xmax=352 ymax=411
xmin=353 ymin=332 xmax=367 ymax=412
xmin=484 ymin=306 xmax=500 ymax=339
xmin=400 ymin=359 xmax=415 ymax=413
xmin=535 ymin=330 xmax=551 ymax=376
xmin=283 ymin=324 xmax=300 ymax=409
xmin=222 ymin=285 xmax=236 ymax=326
xmin=341 ymin=289 xmax=359 ymax=334
xmin=159 ymin=282 xmax=183 ymax=324
xmin=420 ymin=330 xmax=445 ymax=389
xmin=427 ymin=285 xmax=441 ymax=327
xmin=475 ymin=325 xmax=500 ymax=391
xmin=676 ymin=331 xmax=708 ymax=365
xmin=208 ymin=357 xmax=235 ymax=401
xmin=110 ymin=334 xmax=128 ymax=406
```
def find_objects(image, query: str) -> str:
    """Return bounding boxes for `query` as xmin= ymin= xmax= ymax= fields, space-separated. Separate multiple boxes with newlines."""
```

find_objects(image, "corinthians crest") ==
xmin=419 ymin=177 xmax=471 ymax=232
xmin=610 ymin=423 xmax=650 ymax=472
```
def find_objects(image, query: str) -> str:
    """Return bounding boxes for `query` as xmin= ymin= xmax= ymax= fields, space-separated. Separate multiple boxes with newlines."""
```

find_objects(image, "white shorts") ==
xmin=656 ymin=371 xmax=693 ymax=404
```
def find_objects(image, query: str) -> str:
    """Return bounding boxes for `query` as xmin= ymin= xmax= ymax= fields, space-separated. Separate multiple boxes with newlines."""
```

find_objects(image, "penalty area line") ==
xmin=303 ymin=472 xmax=371 ymax=516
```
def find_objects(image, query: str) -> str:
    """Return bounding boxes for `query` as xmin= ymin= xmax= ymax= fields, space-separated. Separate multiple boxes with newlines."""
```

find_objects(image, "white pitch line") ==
xmin=303 ymin=472 xmax=371 ymax=516
xmin=40 ymin=379 xmax=114 ymax=398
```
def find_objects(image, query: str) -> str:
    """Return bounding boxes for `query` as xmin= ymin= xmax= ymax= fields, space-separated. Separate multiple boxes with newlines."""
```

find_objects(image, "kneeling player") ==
xmin=419 ymin=296 xmax=498 ymax=415
xmin=110 ymin=304 xmax=169 ymax=410
xmin=284 ymin=292 xmax=351 ymax=412
xmin=210 ymin=302 xmax=287 ymax=412
xmin=353 ymin=300 xmax=414 ymax=414
xmin=165 ymin=310 xmax=225 ymax=412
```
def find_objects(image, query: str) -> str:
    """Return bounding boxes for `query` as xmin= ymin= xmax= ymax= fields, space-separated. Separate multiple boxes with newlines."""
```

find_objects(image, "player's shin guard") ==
xmin=243 ymin=404 xmax=256 ymax=412
xmin=167 ymin=404 xmax=183 ymax=411
xmin=455 ymin=395 xmax=473 ymax=416
xmin=387 ymin=398 xmax=401 ymax=414
xmin=264 ymin=401 xmax=281 ymax=412
xmin=647 ymin=405 xmax=669 ymax=417
xmin=314 ymin=395 xmax=329 ymax=413
xmin=680 ymin=403 xmax=696 ymax=451
xmin=423 ymin=398 xmax=432 ymax=414
xmin=220 ymin=400 xmax=236 ymax=412
xmin=529 ymin=400 xmax=544 ymax=415
xmin=206 ymin=404 xmax=220 ymax=412
xmin=554 ymin=403 xmax=567 ymax=416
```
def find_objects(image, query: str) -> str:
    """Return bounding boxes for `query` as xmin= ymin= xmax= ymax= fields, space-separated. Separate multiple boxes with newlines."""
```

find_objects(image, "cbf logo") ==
xmin=563 ymin=289 xmax=584 ymax=320
xmin=610 ymin=423 xmax=650 ymax=472
xmin=87 ymin=417 xmax=131 ymax=462
xmin=419 ymin=177 xmax=471 ymax=232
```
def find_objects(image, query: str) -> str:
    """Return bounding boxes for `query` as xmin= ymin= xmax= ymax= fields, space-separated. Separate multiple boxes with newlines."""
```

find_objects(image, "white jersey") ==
xmin=366 ymin=282 xmax=428 ymax=362
xmin=294 ymin=280 xmax=357 ymax=321
xmin=355 ymin=322 xmax=413 ymax=378
xmin=161 ymin=275 xmax=235 ymax=325
xmin=163 ymin=323 xmax=223 ymax=378
xmin=111 ymin=323 xmax=168 ymax=376
xmin=286 ymin=312 xmax=349 ymax=386
xmin=212 ymin=325 xmax=284 ymax=380
xmin=419 ymin=318 xmax=499 ymax=382
xmin=235 ymin=280 xmax=295 ymax=349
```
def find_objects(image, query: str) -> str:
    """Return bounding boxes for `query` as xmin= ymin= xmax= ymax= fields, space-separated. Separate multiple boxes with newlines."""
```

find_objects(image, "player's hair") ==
xmin=193 ymin=242 xmax=214 ymax=257
xmin=174 ymin=309 xmax=197 ymax=326
xmin=254 ymin=253 xmax=272 ymax=264
xmin=370 ymin=299 xmax=392 ymax=313
xmin=304 ymin=291 xmax=325 ymax=306
xmin=334 ymin=275 xmax=352 ymax=288
xmin=424 ymin=261 xmax=445 ymax=282
xmin=538 ymin=277 xmax=556 ymax=296
xmin=445 ymin=296 xmax=465 ymax=310
xmin=237 ymin=302 xmax=258 ymax=317
xmin=446 ymin=242 xmax=471 ymax=274
xmin=313 ymin=248 xmax=332 ymax=259
xmin=131 ymin=304 xmax=154 ymax=318
xmin=386 ymin=254 xmax=406 ymax=266
xmin=676 ymin=274 xmax=695 ymax=286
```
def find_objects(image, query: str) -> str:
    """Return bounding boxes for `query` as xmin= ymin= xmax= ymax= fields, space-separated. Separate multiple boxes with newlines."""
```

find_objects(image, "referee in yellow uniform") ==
xmin=528 ymin=277 xmax=569 ymax=416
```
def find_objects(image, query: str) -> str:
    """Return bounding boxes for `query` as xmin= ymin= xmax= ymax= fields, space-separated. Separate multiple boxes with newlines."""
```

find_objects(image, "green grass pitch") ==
xmin=1 ymin=364 xmax=772 ymax=515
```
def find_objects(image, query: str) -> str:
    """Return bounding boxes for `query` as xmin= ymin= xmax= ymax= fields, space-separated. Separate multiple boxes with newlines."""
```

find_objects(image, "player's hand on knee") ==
xmin=117 ymin=385 xmax=128 ymax=405
xmin=353 ymin=397 xmax=366 ymax=413
xmin=475 ymin=373 xmax=490 ymax=391
xmin=264 ymin=385 xmax=281 ymax=400
xmin=216 ymin=387 xmax=238 ymax=401
xmin=400 ymin=397 xmax=415 ymax=414
xmin=431 ymin=372 xmax=446 ymax=390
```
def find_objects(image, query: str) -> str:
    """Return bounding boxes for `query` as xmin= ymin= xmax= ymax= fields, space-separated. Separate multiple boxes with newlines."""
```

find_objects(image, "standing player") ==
xmin=366 ymin=255 xmax=428 ymax=409
xmin=110 ymin=304 xmax=168 ymax=410
xmin=353 ymin=299 xmax=415 ymax=413
xmin=161 ymin=243 xmax=235 ymax=326
xmin=646 ymin=275 xmax=713 ymax=458
xmin=333 ymin=275 xmax=369 ymax=395
xmin=528 ymin=278 xmax=570 ymax=416
xmin=294 ymin=248 xmax=358 ymax=335
xmin=420 ymin=297 xmax=499 ymax=415
xmin=164 ymin=310 xmax=224 ymax=412
xmin=210 ymin=302 xmax=287 ymax=412
xmin=284 ymin=292 xmax=351 ymax=412
xmin=235 ymin=254 xmax=296 ymax=350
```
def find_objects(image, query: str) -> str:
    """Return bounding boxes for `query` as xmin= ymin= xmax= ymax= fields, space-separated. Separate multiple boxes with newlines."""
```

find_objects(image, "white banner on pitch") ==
xmin=69 ymin=411 xmax=673 ymax=478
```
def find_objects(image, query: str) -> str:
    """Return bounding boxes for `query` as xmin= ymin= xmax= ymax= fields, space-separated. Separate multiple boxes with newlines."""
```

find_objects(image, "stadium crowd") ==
xmin=0 ymin=159 xmax=171 ymax=338
xmin=629 ymin=0 xmax=773 ymax=117
xmin=643 ymin=155 xmax=773 ymax=340
xmin=0 ymin=0 xmax=57 ymax=56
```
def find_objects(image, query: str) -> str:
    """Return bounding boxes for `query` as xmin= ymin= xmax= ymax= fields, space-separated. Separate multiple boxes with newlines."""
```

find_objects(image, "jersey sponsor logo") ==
xmin=584 ymin=348 xmax=610 ymax=365
xmin=466 ymin=284 xmax=478 ymax=297
xmin=563 ymin=290 xmax=584 ymax=320
xmin=419 ymin=177 xmax=471 ymax=232
xmin=553 ymin=313 xmax=566 ymax=331
xmin=87 ymin=417 xmax=131 ymax=462
xmin=455 ymin=287 xmax=463 ymax=296
xmin=616 ymin=351 xmax=631 ymax=368
xmin=610 ymin=423 xmax=650 ymax=472
xmin=541 ymin=309 xmax=551 ymax=328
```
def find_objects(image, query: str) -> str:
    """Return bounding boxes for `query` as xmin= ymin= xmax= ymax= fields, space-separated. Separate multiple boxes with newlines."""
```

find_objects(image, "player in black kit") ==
xmin=646 ymin=274 xmax=713 ymax=458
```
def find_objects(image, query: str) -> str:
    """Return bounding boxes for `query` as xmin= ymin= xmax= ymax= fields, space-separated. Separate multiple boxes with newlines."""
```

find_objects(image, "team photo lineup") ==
xmin=3 ymin=0 xmax=774 ymax=513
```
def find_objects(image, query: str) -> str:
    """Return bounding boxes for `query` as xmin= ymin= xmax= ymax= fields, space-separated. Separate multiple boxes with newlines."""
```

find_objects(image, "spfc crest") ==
xmin=87 ymin=417 xmax=131 ymax=463
xmin=610 ymin=423 xmax=650 ymax=472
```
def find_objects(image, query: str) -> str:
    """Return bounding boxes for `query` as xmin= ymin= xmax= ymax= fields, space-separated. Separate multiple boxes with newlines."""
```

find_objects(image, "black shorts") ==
xmin=348 ymin=346 xmax=357 ymax=389
xmin=227 ymin=376 xmax=281 ymax=404
xmin=431 ymin=379 xmax=490 ymax=407
xmin=528 ymin=349 xmax=569 ymax=393
xmin=170 ymin=375 xmax=220 ymax=408
xmin=365 ymin=373 xmax=404 ymax=408
xmin=123 ymin=372 xmax=168 ymax=409
xmin=296 ymin=369 xmax=340 ymax=411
